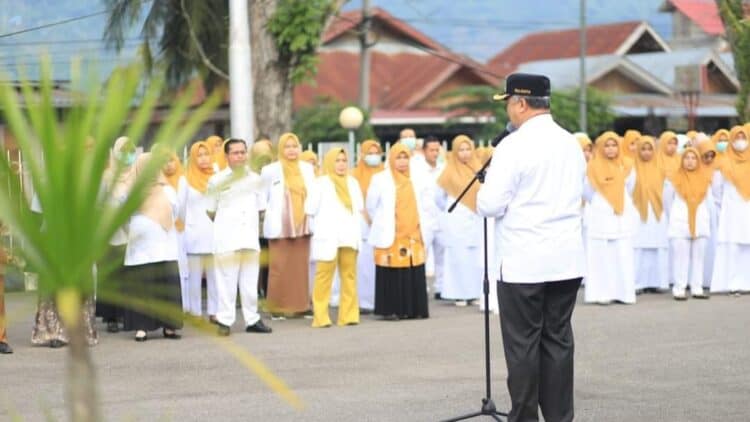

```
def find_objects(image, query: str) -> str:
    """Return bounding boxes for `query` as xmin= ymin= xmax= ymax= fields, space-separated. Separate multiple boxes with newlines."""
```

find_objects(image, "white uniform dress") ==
xmin=206 ymin=167 xmax=266 ymax=328
xmin=177 ymin=176 xmax=217 ymax=317
xmin=434 ymin=188 xmax=482 ymax=301
xmin=632 ymin=195 xmax=669 ymax=291
xmin=710 ymin=173 xmax=750 ymax=293
xmin=583 ymin=171 xmax=638 ymax=304
xmin=663 ymin=180 xmax=713 ymax=296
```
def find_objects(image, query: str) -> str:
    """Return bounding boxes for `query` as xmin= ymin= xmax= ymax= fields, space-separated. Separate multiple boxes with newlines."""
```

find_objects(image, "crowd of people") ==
xmin=1 ymin=121 xmax=749 ymax=354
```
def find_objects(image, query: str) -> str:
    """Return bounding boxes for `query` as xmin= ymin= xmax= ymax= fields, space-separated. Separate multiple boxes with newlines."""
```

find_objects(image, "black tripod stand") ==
xmin=441 ymin=156 xmax=507 ymax=422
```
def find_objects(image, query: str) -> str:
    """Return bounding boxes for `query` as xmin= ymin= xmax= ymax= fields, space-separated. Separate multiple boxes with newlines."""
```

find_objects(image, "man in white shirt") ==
xmin=477 ymin=74 xmax=586 ymax=422
xmin=420 ymin=136 xmax=447 ymax=296
xmin=207 ymin=139 xmax=272 ymax=336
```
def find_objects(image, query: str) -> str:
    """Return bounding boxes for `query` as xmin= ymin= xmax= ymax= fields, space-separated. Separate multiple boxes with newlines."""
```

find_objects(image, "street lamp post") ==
xmin=339 ymin=106 xmax=364 ymax=167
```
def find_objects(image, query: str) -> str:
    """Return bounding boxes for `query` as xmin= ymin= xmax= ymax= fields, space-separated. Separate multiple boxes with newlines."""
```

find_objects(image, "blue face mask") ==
xmin=716 ymin=141 xmax=728 ymax=153
xmin=118 ymin=152 xmax=136 ymax=166
xmin=364 ymin=154 xmax=381 ymax=167
xmin=400 ymin=137 xmax=417 ymax=151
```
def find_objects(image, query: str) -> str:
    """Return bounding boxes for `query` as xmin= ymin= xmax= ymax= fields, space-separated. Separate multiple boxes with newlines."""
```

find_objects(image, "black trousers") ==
xmin=497 ymin=278 xmax=582 ymax=422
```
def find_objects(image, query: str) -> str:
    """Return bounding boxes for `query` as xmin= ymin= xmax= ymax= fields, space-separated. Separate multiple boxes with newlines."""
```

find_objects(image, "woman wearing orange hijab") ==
xmin=583 ymin=132 xmax=638 ymax=305
xmin=694 ymin=137 xmax=722 ymax=290
xmin=306 ymin=148 xmax=364 ymax=327
xmin=622 ymin=129 xmax=641 ymax=161
xmin=631 ymin=136 xmax=669 ymax=293
xmin=664 ymin=147 xmax=713 ymax=300
xmin=710 ymin=126 xmax=750 ymax=294
xmin=574 ymin=132 xmax=593 ymax=162
xmin=176 ymin=141 xmax=218 ymax=319
xmin=300 ymin=150 xmax=320 ymax=176
xmin=656 ymin=131 xmax=680 ymax=177
xmin=351 ymin=139 xmax=383 ymax=313
xmin=261 ymin=133 xmax=316 ymax=317
xmin=206 ymin=135 xmax=227 ymax=171
xmin=434 ymin=135 xmax=482 ymax=306
xmin=366 ymin=142 xmax=436 ymax=320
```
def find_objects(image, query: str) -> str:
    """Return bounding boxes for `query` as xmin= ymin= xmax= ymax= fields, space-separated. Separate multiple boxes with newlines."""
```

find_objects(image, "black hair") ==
xmin=423 ymin=135 xmax=441 ymax=148
xmin=223 ymin=138 xmax=246 ymax=154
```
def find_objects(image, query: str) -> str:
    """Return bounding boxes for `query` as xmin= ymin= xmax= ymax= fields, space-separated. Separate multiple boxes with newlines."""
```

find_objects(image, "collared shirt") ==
xmin=477 ymin=114 xmax=586 ymax=283
xmin=206 ymin=167 xmax=266 ymax=254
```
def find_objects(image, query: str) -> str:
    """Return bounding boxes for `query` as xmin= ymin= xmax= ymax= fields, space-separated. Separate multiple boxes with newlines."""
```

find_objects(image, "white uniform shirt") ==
xmin=305 ymin=175 xmax=364 ymax=261
xmin=712 ymin=172 xmax=750 ymax=244
xmin=124 ymin=186 xmax=180 ymax=266
xmin=583 ymin=171 xmax=638 ymax=240
xmin=177 ymin=176 xmax=215 ymax=254
xmin=206 ymin=167 xmax=266 ymax=254
xmin=663 ymin=180 xmax=713 ymax=239
xmin=476 ymin=114 xmax=586 ymax=284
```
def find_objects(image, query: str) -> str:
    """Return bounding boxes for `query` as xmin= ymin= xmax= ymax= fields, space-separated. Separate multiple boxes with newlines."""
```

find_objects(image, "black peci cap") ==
xmin=493 ymin=73 xmax=551 ymax=101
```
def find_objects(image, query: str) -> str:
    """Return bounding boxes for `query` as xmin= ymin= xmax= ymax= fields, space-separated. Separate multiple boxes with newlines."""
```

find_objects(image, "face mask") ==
xmin=118 ymin=152 xmax=136 ymax=166
xmin=400 ymin=137 xmax=417 ymax=151
xmin=364 ymin=154 xmax=381 ymax=167
xmin=733 ymin=140 xmax=749 ymax=152
xmin=716 ymin=141 xmax=728 ymax=153
xmin=437 ymin=155 xmax=446 ymax=166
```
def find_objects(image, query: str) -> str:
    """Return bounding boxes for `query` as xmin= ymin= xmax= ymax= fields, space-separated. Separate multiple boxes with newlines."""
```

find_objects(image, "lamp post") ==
xmin=339 ymin=106 xmax=364 ymax=167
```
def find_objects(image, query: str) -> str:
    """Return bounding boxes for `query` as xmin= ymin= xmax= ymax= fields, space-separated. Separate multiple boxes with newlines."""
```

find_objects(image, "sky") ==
xmin=344 ymin=0 xmax=672 ymax=61
xmin=0 ymin=0 xmax=673 ymax=78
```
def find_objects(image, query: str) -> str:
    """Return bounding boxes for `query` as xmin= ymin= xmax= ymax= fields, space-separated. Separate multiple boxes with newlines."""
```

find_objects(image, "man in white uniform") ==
xmin=477 ymin=74 xmax=585 ymax=422
xmin=207 ymin=139 xmax=272 ymax=336
xmin=420 ymin=136 xmax=447 ymax=296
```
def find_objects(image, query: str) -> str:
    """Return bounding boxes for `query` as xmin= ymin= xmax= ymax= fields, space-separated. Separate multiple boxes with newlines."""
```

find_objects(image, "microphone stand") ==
xmin=441 ymin=155 xmax=507 ymax=422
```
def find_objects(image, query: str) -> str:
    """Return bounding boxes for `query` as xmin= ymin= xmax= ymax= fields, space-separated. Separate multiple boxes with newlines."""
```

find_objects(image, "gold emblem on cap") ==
xmin=514 ymin=88 xmax=531 ymax=94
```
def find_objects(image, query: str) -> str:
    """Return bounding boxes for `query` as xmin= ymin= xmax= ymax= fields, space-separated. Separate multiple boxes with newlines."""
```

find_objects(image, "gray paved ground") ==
xmin=1 ymin=289 xmax=749 ymax=421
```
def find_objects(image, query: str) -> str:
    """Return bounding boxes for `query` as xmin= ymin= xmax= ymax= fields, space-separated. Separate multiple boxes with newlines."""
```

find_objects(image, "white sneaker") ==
xmin=455 ymin=300 xmax=468 ymax=307
xmin=673 ymin=289 xmax=687 ymax=301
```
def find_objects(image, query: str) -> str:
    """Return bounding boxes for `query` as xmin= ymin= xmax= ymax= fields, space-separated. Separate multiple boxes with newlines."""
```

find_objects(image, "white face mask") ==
xmin=364 ymin=154 xmax=381 ymax=167
xmin=400 ymin=137 xmax=417 ymax=151
xmin=733 ymin=140 xmax=749 ymax=152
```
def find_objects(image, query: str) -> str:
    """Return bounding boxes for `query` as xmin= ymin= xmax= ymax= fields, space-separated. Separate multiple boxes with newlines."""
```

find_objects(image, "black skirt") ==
xmin=96 ymin=244 xmax=127 ymax=322
xmin=374 ymin=264 xmax=429 ymax=319
xmin=121 ymin=260 xmax=183 ymax=332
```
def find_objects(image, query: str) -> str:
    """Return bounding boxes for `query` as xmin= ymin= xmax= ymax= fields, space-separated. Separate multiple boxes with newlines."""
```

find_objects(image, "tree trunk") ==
xmin=63 ymin=294 xmax=100 ymax=422
xmin=251 ymin=0 xmax=294 ymax=144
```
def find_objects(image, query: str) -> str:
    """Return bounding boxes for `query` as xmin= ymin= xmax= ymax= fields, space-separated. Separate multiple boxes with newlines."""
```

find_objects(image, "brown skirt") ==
xmin=267 ymin=236 xmax=311 ymax=314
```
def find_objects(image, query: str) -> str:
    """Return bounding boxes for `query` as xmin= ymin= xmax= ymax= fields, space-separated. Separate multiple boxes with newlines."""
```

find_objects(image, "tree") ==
xmin=551 ymin=87 xmax=616 ymax=135
xmin=103 ymin=0 xmax=346 ymax=143
xmin=717 ymin=0 xmax=750 ymax=121
xmin=442 ymin=85 xmax=615 ymax=140
xmin=293 ymin=97 xmax=376 ymax=148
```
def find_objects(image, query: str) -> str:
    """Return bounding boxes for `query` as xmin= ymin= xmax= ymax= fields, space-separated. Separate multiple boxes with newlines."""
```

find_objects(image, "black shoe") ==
xmin=0 ymin=342 xmax=12 ymax=354
xmin=383 ymin=314 xmax=400 ymax=321
xmin=246 ymin=320 xmax=272 ymax=333
xmin=49 ymin=339 xmax=67 ymax=349
xmin=106 ymin=321 xmax=120 ymax=333
xmin=217 ymin=324 xmax=231 ymax=337
xmin=163 ymin=329 xmax=182 ymax=339
xmin=434 ymin=292 xmax=442 ymax=300
xmin=360 ymin=308 xmax=373 ymax=315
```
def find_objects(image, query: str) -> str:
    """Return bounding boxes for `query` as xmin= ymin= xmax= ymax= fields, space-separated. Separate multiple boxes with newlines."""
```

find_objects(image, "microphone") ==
xmin=491 ymin=122 xmax=516 ymax=147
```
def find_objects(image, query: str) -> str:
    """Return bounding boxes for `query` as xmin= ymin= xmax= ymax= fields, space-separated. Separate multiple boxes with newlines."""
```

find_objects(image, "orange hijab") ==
xmin=576 ymin=133 xmax=592 ymax=151
xmin=389 ymin=143 xmax=420 ymax=239
xmin=712 ymin=129 xmax=730 ymax=147
xmin=670 ymin=147 xmax=711 ymax=238
xmin=250 ymin=138 xmax=274 ymax=172
xmin=622 ymin=130 xmax=640 ymax=161
xmin=437 ymin=135 xmax=481 ymax=212
xmin=696 ymin=139 xmax=720 ymax=183
xmin=162 ymin=152 xmax=183 ymax=190
xmin=632 ymin=136 xmax=664 ymax=222
xmin=278 ymin=133 xmax=307 ymax=228
xmin=134 ymin=153 xmax=173 ymax=231
xmin=300 ymin=150 xmax=320 ymax=176
xmin=656 ymin=131 xmax=681 ymax=177
xmin=719 ymin=126 xmax=750 ymax=200
xmin=587 ymin=131 xmax=626 ymax=215
xmin=322 ymin=148 xmax=352 ymax=212
xmin=186 ymin=141 xmax=215 ymax=193
xmin=206 ymin=135 xmax=227 ymax=170
xmin=351 ymin=139 xmax=384 ymax=197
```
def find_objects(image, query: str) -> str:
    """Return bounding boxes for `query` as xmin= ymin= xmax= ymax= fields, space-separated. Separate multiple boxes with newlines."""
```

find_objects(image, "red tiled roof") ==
xmin=293 ymin=51 xmax=498 ymax=111
xmin=663 ymin=0 xmax=724 ymax=36
xmin=487 ymin=21 xmax=643 ymax=76
xmin=324 ymin=7 xmax=445 ymax=51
